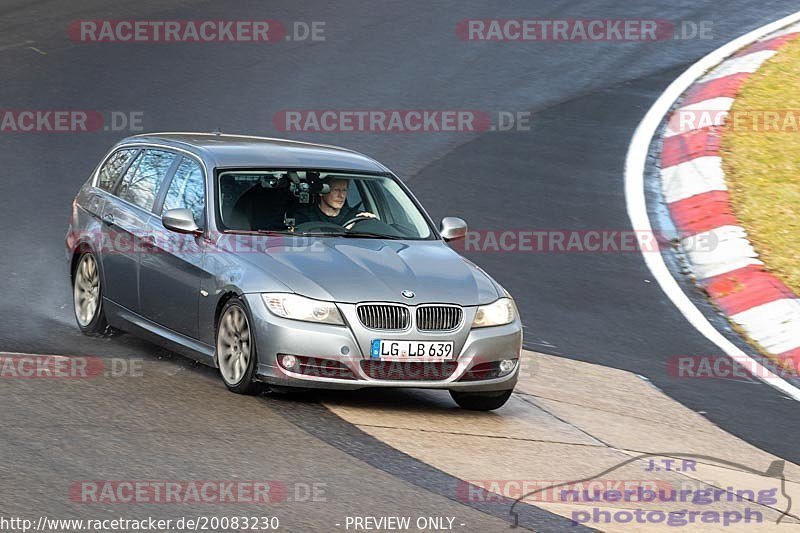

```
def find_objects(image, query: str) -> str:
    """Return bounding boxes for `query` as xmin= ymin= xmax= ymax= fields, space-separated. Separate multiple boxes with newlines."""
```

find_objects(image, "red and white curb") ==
xmin=625 ymin=12 xmax=800 ymax=401
xmin=661 ymin=23 xmax=800 ymax=372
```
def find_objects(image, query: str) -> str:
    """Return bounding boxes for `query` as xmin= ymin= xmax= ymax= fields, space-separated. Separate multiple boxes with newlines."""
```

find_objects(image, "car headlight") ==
xmin=472 ymin=297 xmax=517 ymax=328
xmin=262 ymin=293 xmax=344 ymax=325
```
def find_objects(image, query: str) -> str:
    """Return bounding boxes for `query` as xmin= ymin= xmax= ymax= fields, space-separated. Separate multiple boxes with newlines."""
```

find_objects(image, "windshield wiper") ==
xmin=246 ymin=229 xmax=404 ymax=239
xmin=254 ymin=229 xmax=297 ymax=235
xmin=342 ymin=231 xmax=403 ymax=240
xmin=294 ymin=231 xmax=345 ymax=237
xmin=222 ymin=229 xmax=296 ymax=236
xmin=254 ymin=230 xmax=343 ymax=237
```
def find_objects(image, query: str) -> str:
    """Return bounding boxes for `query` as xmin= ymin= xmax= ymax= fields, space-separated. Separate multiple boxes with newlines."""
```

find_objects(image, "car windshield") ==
xmin=217 ymin=170 xmax=433 ymax=239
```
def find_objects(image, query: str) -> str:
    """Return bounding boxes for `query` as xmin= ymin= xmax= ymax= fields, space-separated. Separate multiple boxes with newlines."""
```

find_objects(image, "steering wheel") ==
xmin=343 ymin=213 xmax=379 ymax=229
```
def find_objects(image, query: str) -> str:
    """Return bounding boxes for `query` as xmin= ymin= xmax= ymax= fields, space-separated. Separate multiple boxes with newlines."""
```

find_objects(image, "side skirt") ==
xmin=104 ymin=298 xmax=217 ymax=367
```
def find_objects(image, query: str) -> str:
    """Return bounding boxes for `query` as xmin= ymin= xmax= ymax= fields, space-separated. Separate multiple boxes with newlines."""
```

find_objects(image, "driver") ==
xmin=295 ymin=177 xmax=376 ymax=226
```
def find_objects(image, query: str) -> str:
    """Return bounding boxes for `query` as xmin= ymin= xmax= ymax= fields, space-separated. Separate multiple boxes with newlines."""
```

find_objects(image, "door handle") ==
xmin=102 ymin=213 xmax=115 ymax=225
xmin=140 ymin=235 xmax=156 ymax=249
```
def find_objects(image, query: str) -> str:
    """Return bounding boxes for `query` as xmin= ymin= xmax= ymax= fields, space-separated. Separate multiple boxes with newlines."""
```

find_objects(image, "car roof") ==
xmin=118 ymin=132 xmax=388 ymax=173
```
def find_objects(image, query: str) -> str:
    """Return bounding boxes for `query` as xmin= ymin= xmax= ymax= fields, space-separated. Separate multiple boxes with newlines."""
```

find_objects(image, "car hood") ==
xmin=246 ymin=238 xmax=502 ymax=305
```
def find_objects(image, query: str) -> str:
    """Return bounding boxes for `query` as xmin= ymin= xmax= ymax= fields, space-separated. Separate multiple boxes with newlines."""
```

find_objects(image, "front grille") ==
xmin=357 ymin=304 xmax=410 ymax=330
xmin=416 ymin=305 xmax=463 ymax=331
xmin=360 ymin=361 xmax=458 ymax=381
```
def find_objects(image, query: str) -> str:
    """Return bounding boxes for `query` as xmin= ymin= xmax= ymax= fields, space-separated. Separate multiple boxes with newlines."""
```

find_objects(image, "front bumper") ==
xmin=245 ymin=294 xmax=523 ymax=391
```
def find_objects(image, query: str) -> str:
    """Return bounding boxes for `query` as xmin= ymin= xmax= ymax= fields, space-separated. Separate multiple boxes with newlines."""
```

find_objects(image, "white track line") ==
xmin=624 ymin=12 xmax=800 ymax=401
xmin=0 ymin=40 xmax=34 ymax=52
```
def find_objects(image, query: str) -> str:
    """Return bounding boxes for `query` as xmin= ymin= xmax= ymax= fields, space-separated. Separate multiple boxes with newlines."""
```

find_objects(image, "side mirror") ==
xmin=162 ymin=208 xmax=201 ymax=235
xmin=440 ymin=217 xmax=467 ymax=241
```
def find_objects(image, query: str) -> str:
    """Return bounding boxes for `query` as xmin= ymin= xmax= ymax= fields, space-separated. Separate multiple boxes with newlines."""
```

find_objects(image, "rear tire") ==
xmin=450 ymin=389 xmax=513 ymax=411
xmin=216 ymin=297 xmax=261 ymax=395
xmin=72 ymin=252 xmax=109 ymax=336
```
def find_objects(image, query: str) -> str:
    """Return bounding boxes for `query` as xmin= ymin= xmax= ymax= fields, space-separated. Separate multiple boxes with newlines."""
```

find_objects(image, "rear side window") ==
xmin=118 ymin=149 xmax=177 ymax=211
xmin=162 ymin=157 xmax=205 ymax=227
xmin=97 ymin=148 xmax=138 ymax=191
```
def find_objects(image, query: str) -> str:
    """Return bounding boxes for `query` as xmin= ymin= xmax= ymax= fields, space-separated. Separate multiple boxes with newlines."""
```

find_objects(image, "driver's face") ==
xmin=321 ymin=179 xmax=348 ymax=211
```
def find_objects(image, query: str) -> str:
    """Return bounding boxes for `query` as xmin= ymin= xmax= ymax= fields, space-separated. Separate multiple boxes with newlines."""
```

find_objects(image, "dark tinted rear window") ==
xmin=117 ymin=149 xmax=177 ymax=211
xmin=97 ymin=149 xmax=138 ymax=191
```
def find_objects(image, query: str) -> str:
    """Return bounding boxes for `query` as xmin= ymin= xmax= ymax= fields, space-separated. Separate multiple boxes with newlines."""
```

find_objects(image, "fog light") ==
xmin=280 ymin=354 xmax=298 ymax=370
xmin=499 ymin=359 xmax=516 ymax=375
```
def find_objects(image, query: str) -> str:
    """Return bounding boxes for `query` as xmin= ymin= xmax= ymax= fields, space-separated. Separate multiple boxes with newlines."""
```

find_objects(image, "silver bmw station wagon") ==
xmin=66 ymin=133 xmax=522 ymax=410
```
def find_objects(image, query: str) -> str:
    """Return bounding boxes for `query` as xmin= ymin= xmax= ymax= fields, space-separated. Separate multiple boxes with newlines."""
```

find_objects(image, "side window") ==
xmin=117 ymin=149 xmax=177 ymax=211
xmin=371 ymin=181 xmax=412 ymax=227
xmin=162 ymin=157 xmax=206 ymax=227
xmin=347 ymin=180 xmax=364 ymax=210
xmin=97 ymin=149 xmax=138 ymax=192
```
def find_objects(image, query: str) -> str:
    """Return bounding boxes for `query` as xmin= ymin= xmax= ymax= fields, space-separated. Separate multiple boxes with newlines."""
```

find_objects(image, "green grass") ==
xmin=721 ymin=36 xmax=800 ymax=296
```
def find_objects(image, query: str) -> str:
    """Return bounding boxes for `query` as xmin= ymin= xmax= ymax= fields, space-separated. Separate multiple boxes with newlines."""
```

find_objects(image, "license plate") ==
xmin=371 ymin=340 xmax=454 ymax=360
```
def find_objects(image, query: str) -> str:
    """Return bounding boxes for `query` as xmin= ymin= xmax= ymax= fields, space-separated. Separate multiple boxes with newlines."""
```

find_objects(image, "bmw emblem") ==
xmin=401 ymin=290 xmax=415 ymax=299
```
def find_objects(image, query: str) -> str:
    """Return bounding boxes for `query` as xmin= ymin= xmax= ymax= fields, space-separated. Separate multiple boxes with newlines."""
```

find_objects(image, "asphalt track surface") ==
xmin=2 ymin=1 xmax=800 ymax=531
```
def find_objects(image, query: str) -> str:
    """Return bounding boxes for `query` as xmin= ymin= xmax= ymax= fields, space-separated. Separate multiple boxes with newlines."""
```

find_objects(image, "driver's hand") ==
xmin=355 ymin=212 xmax=378 ymax=219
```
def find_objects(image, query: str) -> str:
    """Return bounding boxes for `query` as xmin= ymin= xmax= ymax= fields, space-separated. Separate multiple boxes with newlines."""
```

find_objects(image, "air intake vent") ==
xmin=357 ymin=304 xmax=410 ymax=330
xmin=360 ymin=361 xmax=458 ymax=381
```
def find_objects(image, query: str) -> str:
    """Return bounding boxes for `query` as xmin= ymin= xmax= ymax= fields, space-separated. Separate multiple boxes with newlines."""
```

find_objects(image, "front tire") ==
xmin=216 ymin=298 xmax=260 ymax=395
xmin=72 ymin=252 xmax=109 ymax=336
xmin=450 ymin=389 xmax=513 ymax=411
